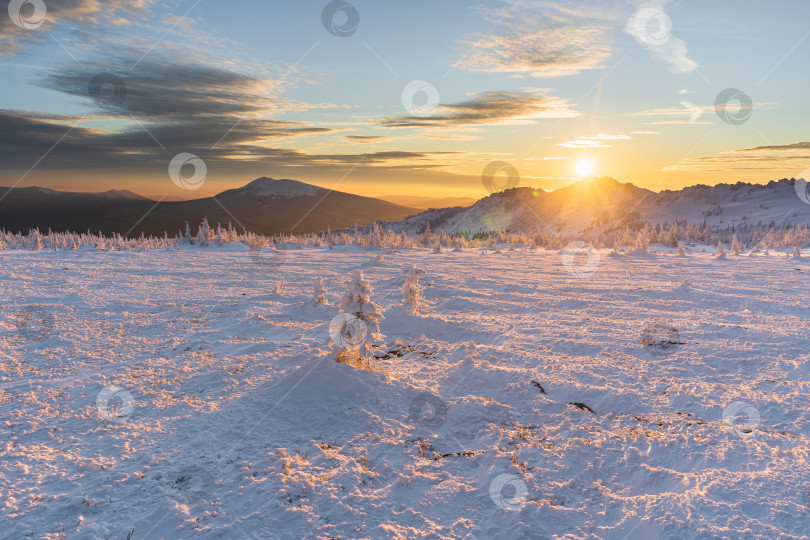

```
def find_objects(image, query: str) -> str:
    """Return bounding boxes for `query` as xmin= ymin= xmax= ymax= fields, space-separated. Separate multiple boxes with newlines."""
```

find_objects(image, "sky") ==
xmin=1 ymin=0 xmax=809 ymax=200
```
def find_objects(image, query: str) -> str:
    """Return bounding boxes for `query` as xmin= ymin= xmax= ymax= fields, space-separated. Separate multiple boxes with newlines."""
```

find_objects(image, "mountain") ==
xmin=0 ymin=178 xmax=419 ymax=236
xmin=376 ymin=195 xmax=478 ymax=210
xmin=361 ymin=177 xmax=810 ymax=236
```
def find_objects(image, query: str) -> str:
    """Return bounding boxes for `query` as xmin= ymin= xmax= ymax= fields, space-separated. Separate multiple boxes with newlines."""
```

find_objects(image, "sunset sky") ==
xmin=1 ymin=0 xmax=809 ymax=200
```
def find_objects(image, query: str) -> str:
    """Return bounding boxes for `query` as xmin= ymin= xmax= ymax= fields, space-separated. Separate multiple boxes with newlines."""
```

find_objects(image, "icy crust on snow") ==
xmin=1 ymin=246 xmax=810 ymax=538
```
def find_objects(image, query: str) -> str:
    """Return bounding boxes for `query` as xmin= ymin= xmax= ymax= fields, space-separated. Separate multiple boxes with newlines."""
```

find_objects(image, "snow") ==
xmin=2 ymin=246 xmax=810 ymax=538
xmin=236 ymin=178 xmax=322 ymax=199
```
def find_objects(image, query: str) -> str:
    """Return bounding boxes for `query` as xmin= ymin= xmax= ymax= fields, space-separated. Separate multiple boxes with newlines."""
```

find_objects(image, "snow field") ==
xmin=1 ymin=244 xmax=810 ymax=539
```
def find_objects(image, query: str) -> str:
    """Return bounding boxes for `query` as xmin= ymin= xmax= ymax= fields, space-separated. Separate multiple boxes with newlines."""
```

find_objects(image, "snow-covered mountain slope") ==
xmin=1 ymin=246 xmax=809 ymax=538
xmin=219 ymin=177 xmax=323 ymax=199
xmin=372 ymin=178 xmax=810 ymax=235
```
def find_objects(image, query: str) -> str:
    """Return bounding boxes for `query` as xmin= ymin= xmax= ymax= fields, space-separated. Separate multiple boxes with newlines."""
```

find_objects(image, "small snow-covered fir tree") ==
xmin=731 ymin=233 xmax=743 ymax=255
xmin=676 ymin=243 xmax=686 ymax=256
xmin=715 ymin=241 xmax=727 ymax=259
xmin=313 ymin=276 xmax=327 ymax=304
xmin=633 ymin=231 xmax=649 ymax=252
xmin=196 ymin=218 xmax=210 ymax=247
xmin=402 ymin=265 xmax=427 ymax=313
xmin=336 ymin=270 xmax=384 ymax=361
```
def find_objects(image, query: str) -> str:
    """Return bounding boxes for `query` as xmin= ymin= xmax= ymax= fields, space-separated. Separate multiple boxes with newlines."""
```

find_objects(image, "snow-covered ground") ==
xmin=2 ymin=244 xmax=810 ymax=539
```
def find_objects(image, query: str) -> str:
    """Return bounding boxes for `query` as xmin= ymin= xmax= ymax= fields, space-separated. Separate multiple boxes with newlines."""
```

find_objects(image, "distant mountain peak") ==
xmin=238 ymin=177 xmax=323 ymax=198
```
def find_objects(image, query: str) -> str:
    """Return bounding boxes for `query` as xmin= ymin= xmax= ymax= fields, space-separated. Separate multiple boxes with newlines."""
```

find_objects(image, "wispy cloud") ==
xmin=631 ymin=101 xmax=714 ymax=125
xmin=380 ymin=91 xmax=578 ymax=128
xmin=625 ymin=0 xmax=697 ymax=73
xmin=457 ymin=1 xmax=615 ymax=78
xmin=0 ymin=0 xmax=152 ymax=57
xmin=663 ymin=141 xmax=810 ymax=172
xmin=559 ymin=133 xmax=630 ymax=148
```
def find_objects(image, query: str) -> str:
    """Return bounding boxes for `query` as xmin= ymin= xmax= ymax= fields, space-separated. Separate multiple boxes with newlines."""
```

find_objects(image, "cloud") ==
xmin=625 ymin=0 xmax=697 ymax=73
xmin=380 ymin=91 xmax=577 ymax=128
xmin=0 ymin=0 xmax=151 ymax=56
xmin=457 ymin=2 xmax=614 ymax=78
xmin=737 ymin=142 xmax=810 ymax=152
xmin=663 ymin=141 xmax=810 ymax=172
xmin=559 ymin=133 xmax=630 ymax=148
xmin=630 ymin=101 xmax=714 ymax=124
xmin=40 ymin=60 xmax=283 ymax=120
xmin=344 ymin=135 xmax=387 ymax=142
xmin=0 ymin=109 xmax=464 ymax=176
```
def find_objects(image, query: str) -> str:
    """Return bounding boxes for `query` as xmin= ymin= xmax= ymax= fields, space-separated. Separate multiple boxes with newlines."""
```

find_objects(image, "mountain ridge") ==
xmin=0 ymin=178 xmax=419 ymax=236
xmin=357 ymin=177 xmax=810 ymax=236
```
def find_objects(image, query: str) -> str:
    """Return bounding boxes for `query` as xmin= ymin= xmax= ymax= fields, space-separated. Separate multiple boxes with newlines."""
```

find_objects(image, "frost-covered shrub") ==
xmin=402 ymin=265 xmax=427 ymax=313
xmin=336 ymin=270 xmax=384 ymax=362
xmin=313 ymin=277 xmax=327 ymax=304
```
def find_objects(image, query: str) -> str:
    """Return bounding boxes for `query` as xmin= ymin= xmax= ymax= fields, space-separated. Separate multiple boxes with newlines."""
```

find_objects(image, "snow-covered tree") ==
xmin=402 ymin=265 xmax=427 ymax=313
xmin=715 ymin=241 xmax=727 ymax=258
xmin=196 ymin=218 xmax=211 ymax=247
xmin=676 ymin=243 xmax=686 ymax=256
xmin=336 ymin=270 xmax=384 ymax=360
xmin=731 ymin=233 xmax=743 ymax=255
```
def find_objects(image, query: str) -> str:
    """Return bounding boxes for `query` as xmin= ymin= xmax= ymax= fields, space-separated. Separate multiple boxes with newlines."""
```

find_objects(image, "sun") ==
xmin=576 ymin=159 xmax=594 ymax=178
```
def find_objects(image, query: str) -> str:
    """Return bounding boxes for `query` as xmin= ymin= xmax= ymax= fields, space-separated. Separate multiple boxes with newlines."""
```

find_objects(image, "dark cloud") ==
xmin=344 ymin=135 xmax=386 ymax=142
xmin=0 ymin=110 xmax=457 ymax=175
xmin=380 ymin=91 xmax=576 ymax=128
xmin=40 ymin=60 xmax=279 ymax=119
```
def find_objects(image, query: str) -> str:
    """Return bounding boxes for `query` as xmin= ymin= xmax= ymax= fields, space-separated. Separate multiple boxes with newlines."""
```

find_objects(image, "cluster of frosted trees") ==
xmin=0 ymin=218 xmax=808 ymax=253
